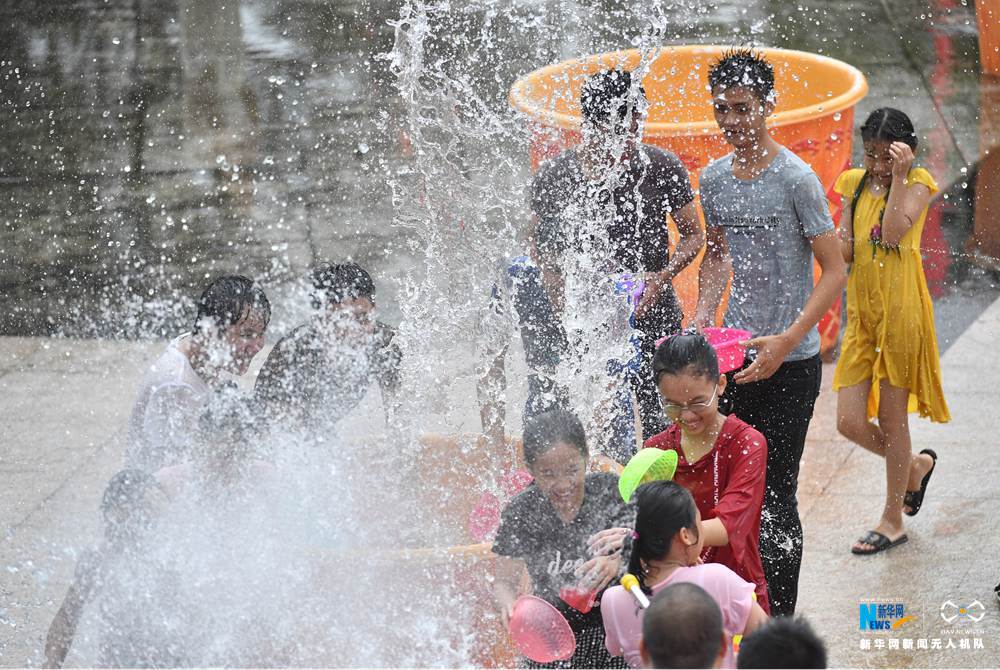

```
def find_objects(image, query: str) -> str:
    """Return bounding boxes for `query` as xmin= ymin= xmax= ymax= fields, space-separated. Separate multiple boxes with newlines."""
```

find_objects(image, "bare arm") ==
xmin=880 ymin=142 xmax=933 ymax=247
xmin=694 ymin=226 xmax=732 ymax=328
xmin=666 ymin=201 xmax=707 ymax=278
xmin=494 ymin=556 xmax=528 ymax=627
xmin=44 ymin=563 xmax=95 ymax=668
xmin=742 ymin=601 xmax=770 ymax=637
xmin=700 ymin=517 xmax=730 ymax=547
xmin=45 ymin=597 xmax=79 ymax=668
xmin=635 ymin=201 xmax=706 ymax=318
xmin=881 ymin=183 xmax=931 ymax=246
xmin=787 ymin=232 xmax=848 ymax=345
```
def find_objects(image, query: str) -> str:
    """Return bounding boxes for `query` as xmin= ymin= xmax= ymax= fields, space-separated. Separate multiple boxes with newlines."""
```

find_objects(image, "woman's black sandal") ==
xmin=903 ymin=449 xmax=938 ymax=517
xmin=852 ymin=530 xmax=909 ymax=555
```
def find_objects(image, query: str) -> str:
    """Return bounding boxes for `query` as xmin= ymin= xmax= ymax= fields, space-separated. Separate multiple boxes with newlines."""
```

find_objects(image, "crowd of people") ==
xmin=45 ymin=47 xmax=950 ymax=668
xmin=482 ymin=47 xmax=947 ymax=669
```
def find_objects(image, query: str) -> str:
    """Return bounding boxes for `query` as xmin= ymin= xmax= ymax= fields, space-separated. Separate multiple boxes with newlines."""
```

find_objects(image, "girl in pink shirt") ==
xmin=601 ymin=481 xmax=768 ymax=668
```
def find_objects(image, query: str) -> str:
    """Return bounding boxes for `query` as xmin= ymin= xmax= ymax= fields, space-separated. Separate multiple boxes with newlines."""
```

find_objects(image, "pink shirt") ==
xmin=600 ymin=563 xmax=755 ymax=669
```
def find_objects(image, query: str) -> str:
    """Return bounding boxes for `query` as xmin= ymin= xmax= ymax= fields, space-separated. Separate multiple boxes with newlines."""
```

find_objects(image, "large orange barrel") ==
xmin=509 ymin=46 xmax=869 ymax=352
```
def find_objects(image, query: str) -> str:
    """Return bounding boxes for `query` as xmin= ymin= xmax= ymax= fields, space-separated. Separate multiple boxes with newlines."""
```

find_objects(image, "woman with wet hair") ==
xmin=643 ymin=331 xmax=770 ymax=612
xmin=834 ymin=107 xmax=949 ymax=556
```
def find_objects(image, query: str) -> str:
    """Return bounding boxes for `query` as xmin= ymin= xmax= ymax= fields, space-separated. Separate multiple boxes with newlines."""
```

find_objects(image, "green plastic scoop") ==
xmin=618 ymin=448 xmax=679 ymax=503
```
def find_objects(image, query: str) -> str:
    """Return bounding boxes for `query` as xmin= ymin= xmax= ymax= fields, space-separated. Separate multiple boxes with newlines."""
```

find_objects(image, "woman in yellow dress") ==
xmin=834 ymin=108 xmax=950 ymax=556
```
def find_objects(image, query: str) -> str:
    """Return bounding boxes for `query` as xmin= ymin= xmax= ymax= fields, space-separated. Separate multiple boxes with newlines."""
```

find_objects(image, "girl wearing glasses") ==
xmin=643 ymin=332 xmax=770 ymax=613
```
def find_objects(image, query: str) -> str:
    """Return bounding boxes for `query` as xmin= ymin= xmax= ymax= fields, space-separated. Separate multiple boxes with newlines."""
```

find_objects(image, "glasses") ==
xmin=660 ymin=386 xmax=719 ymax=419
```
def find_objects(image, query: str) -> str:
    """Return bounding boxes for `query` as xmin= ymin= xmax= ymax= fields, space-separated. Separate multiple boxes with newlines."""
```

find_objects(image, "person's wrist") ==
xmin=777 ymin=329 xmax=799 ymax=351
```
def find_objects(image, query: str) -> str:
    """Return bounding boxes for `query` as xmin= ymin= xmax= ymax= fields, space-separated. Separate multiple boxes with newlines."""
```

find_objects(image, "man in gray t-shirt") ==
xmin=699 ymin=147 xmax=833 ymax=362
xmin=695 ymin=49 xmax=846 ymax=617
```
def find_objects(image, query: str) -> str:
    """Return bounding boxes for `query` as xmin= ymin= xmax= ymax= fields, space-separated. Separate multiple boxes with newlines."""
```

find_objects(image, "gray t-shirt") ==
xmin=700 ymin=147 xmax=834 ymax=362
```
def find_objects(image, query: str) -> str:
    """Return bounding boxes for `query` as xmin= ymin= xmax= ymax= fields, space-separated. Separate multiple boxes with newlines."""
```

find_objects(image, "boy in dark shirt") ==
xmin=255 ymin=263 xmax=401 ymax=431
xmin=530 ymin=69 xmax=705 ymax=443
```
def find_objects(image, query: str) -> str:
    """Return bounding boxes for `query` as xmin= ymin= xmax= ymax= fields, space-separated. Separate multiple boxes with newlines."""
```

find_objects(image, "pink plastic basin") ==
xmin=509 ymin=595 xmax=576 ymax=663
xmin=704 ymin=327 xmax=753 ymax=374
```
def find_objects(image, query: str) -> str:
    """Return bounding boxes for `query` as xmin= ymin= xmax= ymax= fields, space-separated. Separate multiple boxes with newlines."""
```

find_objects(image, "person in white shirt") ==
xmin=124 ymin=275 xmax=271 ymax=472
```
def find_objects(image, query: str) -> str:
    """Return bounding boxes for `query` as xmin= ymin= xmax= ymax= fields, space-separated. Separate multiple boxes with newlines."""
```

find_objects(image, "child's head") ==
xmin=627 ymin=480 xmax=703 ymax=589
xmin=708 ymin=48 xmax=775 ymax=148
xmin=652 ymin=332 xmax=726 ymax=435
xmin=193 ymin=275 xmax=271 ymax=375
xmin=101 ymin=469 xmax=167 ymax=545
xmin=737 ymin=616 xmax=828 ymax=669
xmin=640 ymin=582 xmax=726 ymax=670
xmin=523 ymin=409 xmax=588 ymax=514
xmin=860 ymin=108 xmax=918 ymax=182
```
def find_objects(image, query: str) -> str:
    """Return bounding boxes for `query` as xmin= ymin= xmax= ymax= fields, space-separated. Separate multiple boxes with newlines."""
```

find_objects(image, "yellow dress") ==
xmin=832 ymin=168 xmax=950 ymax=422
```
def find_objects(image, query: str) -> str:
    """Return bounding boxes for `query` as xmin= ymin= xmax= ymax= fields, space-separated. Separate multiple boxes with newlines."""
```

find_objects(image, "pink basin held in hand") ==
xmin=509 ymin=595 xmax=576 ymax=663
xmin=703 ymin=327 xmax=753 ymax=374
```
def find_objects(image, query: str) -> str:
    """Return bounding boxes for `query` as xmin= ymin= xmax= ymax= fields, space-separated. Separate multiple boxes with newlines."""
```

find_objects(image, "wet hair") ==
xmin=309 ymin=262 xmax=376 ymax=310
xmin=193 ymin=275 xmax=271 ymax=335
xmin=860 ymin=107 xmax=918 ymax=150
xmin=101 ymin=469 xmax=161 ymax=541
xmin=522 ymin=409 xmax=588 ymax=468
xmin=642 ymin=582 xmax=724 ymax=669
xmin=580 ymin=69 xmax=646 ymax=129
xmin=707 ymin=47 xmax=775 ymax=103
xmin=651 ymin=330 xmax=719 ymax=384
xmin=850 ymin=108 xmax=920 ymax=236
xmin=627 ymin=480 xmax=699 ymax=593
xmin=737 ymin=616 xmax=827 ymax=669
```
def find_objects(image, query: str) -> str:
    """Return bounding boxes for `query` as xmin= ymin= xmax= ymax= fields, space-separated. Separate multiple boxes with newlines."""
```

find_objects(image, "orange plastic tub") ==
xmin=510 ymin=45 xmax=868 ymax=350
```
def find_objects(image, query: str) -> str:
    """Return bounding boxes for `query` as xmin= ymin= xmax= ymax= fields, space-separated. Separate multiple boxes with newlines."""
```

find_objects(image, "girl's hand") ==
xmin=587 ymin=527 xmax=631 ymax=557
xmin=889 ymin=141 xmax=915 ymax=182
xmin=575 ymin=554 xmax=621 ymax=592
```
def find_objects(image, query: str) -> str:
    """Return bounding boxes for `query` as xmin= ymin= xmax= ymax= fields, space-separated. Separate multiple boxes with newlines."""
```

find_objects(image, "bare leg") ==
xmin=838 ymin=381 xmax=934 ymax=514
xmin=837 ymin=381 xmax=884 ymax=455
xmin=852 ymin=381 xmax=910 ymax=551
